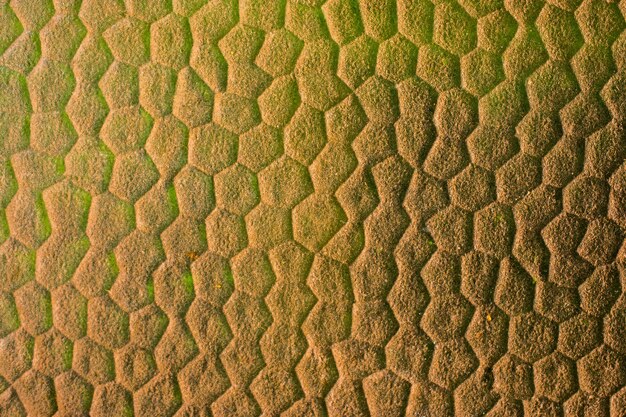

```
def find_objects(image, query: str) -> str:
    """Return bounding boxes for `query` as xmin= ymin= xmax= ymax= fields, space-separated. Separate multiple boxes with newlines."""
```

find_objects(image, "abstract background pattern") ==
xmin=0 ymin=0 xmax=625 ymax=415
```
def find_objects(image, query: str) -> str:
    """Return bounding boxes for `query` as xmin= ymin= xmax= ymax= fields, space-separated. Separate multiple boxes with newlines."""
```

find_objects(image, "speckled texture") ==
xmin=0 ymin=0 xmax=625 ymax=416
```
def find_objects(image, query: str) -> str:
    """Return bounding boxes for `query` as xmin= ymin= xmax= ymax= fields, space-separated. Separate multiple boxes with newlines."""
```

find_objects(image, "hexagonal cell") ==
xmin=494 ymin=257 xmax=534 ymax=316
xmin=173 ymin=166 xmax=214 ymax=220
xmin=495 ymin=153 xmax=541 ymax=205
xmin=151 ymin=13 xmax=191 ymax=69
xmin=258 ymin=156 xmax=313 ymax=209
xmin=172 ymin=67 xmax=213 ymax=129
xmin=449 ymin=164 xmax=495 ymax=212
xmin=578 ymin=218 xmax=622 ymax=266
xmin=28 ymin=60 xmax=75 ymax=112
xmin=204 ymin=209 xmax=247 ymax=258
xmin=575 ymin=0 xmax=624 ymax=44
xmin=255 ymin=28 xmax=303 ymax=77
xmin=87 ymin=295 xmax=129 ymax=350
xmin=145 ymin=115 xmax=188 ymax=181
xmin=585 ymin=122 xmax=625 ymax=179
xmin=14 ymin=281 xmax=52 ymax=336
xmin=563 ymin=176 xmax=609 ymax=220
xmin=509 ymin=312 xmax=557 ymax=363
xmin=578 ymin=345 xmax=626 ymax=397
xmin=188 ymin=123 xmax=238 ymax=175
xmin=467 ymin=126 xmax=517 ymax=171
xmin=376 ymin=35 xmax=418 ymax=83
xmin=513 ymin=184 xmax=562 ymax=232
xmin=108 ymin=150 xmax=159 ymax=203
xmin=426 ymin=206 xmax=472 ymax=255
xmin=336 ymin=35 xmax=377 ymax=90
xmin=429 ymin=338 xmax=478 ymax=390
xmin=433 ymin=1 xmax=477 ymax=56
xmin=213 ymin=164 xmax=260 ymax=216
xmin=103 ymin=17 xmax=149 ymax=66
xmin=73 ymin=337 xmax=115 ymax=385
xmin=293 ymin=194 xmax=347 ymax=252
xmin=474 ymin=203 xmax=514 ymax=259
xmin=516 ymin=109 xmax=562 ymax=158
xmin=258 ymin=75 xmax=300 ymax=128
xmin=536 ymin=5 xmax=583 ymax=61
xmin=356 ymin=75 xmax=399 ymax=125
xmin=126 ymin=0 xmax=171 ymax=22
xmin=323 ymin=0 xmax=363 ymax=45
xmin=12 ymin=369 xmax=56 ymax=417
xmin=214 ymin=93 xmax=261 ymax=134
xmin=477 ymin=9 xmax=517 ymax=54
xmin=526 ymin=60 xmax=580 ymax=113
xmin=461 ymin=48 xmax=504 ymax=96
xmin=503 ymin=26 xmax=547 ymax=80
xmin=101 ymin=105 xmax=153 ymax=154
xmin=32 ymin=329 xmax=73 ymax=377
xmin=139 ymin=63 xmax=177 ymax=118
xmin=422 ymin=294 xmax=473 ymax=343
xmin=572 ymin=43 xmax=616 ymax=93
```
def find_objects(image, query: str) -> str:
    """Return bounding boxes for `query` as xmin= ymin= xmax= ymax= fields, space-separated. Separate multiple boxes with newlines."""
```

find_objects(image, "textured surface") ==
xmin=0 ymin=0 xmax=625 ymax=416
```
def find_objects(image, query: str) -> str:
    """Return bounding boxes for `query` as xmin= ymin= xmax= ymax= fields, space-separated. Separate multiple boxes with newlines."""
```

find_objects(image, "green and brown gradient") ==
xmin=0 ymin=0 xmax=625 ymax=415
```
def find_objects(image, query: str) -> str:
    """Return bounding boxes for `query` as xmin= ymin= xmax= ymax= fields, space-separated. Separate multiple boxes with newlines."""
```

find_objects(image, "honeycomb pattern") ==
xmin=0 ymin=0 xmax=625 ymax=416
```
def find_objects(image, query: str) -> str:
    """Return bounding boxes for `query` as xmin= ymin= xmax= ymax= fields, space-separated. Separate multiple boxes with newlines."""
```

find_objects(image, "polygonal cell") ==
xmin=398 ymin=0 xmax=434 ymax=46
xmin=78 ymin=0 xmax=125 ymax=33
xmin=536 ymin=5 xmax=583 ymax=61
xmin=154 ymin=318 xmax=198 ymax=373
xmin=205 ymin=209 xmax=247 ymax=258
xmin=40 ymin=14 xmax=86 ymax=63
xmin=130 ymin=304 xmax=168 ymax=350
xmin=139 ymin=63 xmax=177 ymax=118
xmin=213 ymin=93 xmax=260 ymax=134
xmin=356 ymin=75 xmax=399 ymax=125
xmin=422 ymin=293 xmax=473 ymax=343
xmin=564 ymin=176 xmax=609 ymax=220
xmin=145 ymin=115 xmax=187 ymax=181
xmin=12 ymin=370 xmax=56 ymax=417
xmin=435 ymin=88 xmax=477 ymax=140
xmin=533 ymin=352 xmax=577 ymax=402
xmin=160 ymin=217 xmax=207 ymax=265
xmin=467 ymin=126 xmax=517 ymax=171
xmin=352 ymin=300 xmax=399 ymax=347
xmin=542 ymin=136 xmax=583 ymax=188
xmin=460 ymin=251 xmax=498 ymax=306
xmin=376 ymin=35 xmax=418 ymax=83
xmin=503 ymin=26 xmax=548 ymax=80
xmin=496 ymin=153 xmax=541 ymax=205
xmin=245 ymin=204 xmax=291 ymax=250
xmin=433 ymin=1 xmax=477 ymax=56
xmin=578 ymin=218 xmax=622 ymax=266
xmin=323 ymin=0 xmax=363 ymax=45
xmin=516 ymin=110 xmax=561 ymax=158
xmin=337 ymin=34 xmax=377 ymax=89
xmin=55 ymin=371 xmax=94 ymax=416
xmin=190 ymin=252 xmax=234 ymax=306
xmin=565 ymin=391 xmax=610 ymax=417
xmin=214 ymin=164 xmax=260 ymax=216
xmin=462 ymin=48 xmax=504 ymax=96
xmin=73 ymin=337 xmax=115 ymax=385
xmin=513 ymin=184 xmax=562 ymax=232
xmin=99 ymin=61 xmax=139 ymax=109
xmin=509 ymin=312 xmax=557 ymax=363
xmin=101 ymin=106 xmax=153 ymax=154
xmin=153 ymin=265 xmax=195 ymax=316
xmin=363 ymin=370 xmax=411 ymax=417
xmin=114 ymin=344 xmax=156 ymax=391
xmin=109 ymin=150 xmax=159 ymax=203
xmin=578 ymin=345 xmax=626 ymax=397
xmin=14 ymin=281 xmax=52 ymax=336
xmin=466 ymin=304 xmax=508 ymax=366
xmin=560 ymin=93 xmax=610 ymax=139
xmin=126 ymin=0 xmax=171 ymax=22
xmin=151 ymin=13 xmax=191 ymax=70
xmin=585 ymin=122 xmax=625 ymax=179
xmin=474 ymin=203 xmax=513 ymax=259
xmin=575 ymin=0 xmax=624 ymax=44
xmin=91 ymin=382 xmax=133 ymax=417
xmin=535 ymin=280 xmax=579 ymax=323
xmin=189 ymin=123 xmax=238 ymax=175
xmin=31 ymin=329 xmax=72 ymax=379
xmin=87 ymin=295 xmax=129 ymax=350
xmin=478 ymin=9 xmax=517 ymax=54
xmin=28 ymin=60 xmax=75 ymax=112
xmin=103 ymin=17 xmax=149 ymax=66
xmin=256 ymin=28 xmax=303 ymax=77
xmin=173 ymin=67 xmax=213 ymax=128
xmin=426 ymin=206 xmax=472 ymax=255
xmin=65 ymin=84 xmax=109 ymax=137
xmin=494 ymin=257 xmax=534 ymax=316
xmin=579 ymin=265 xmax=620 ymax=317
xmin=250 ymin=369 xmax=302 ymax=416
xmin=259 ymin=156 xmax=313 ymax=209
xmin=258 ymin=75 xmax=300 ymax=128
xmin=134 ymin=374 xmax=182 ymax=417
xmin=293 ymin=194 xmax=347 ymax=252
xmin=449 ymin=164 xmax=495 ymax=212
xmin=359 ymin=0 xmax=397 ymax=41
xmin=526 ymin=60 xmax=580 ymax=113
xmin=429 ymin=338 xmax=478 ymax=390
xmin=173 ymin=166 xmax=214 ymax=220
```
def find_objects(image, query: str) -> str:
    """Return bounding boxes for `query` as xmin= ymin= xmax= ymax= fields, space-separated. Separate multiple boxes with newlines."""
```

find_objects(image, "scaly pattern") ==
xmin=0 ymin=0 xmax=625 ymax=416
